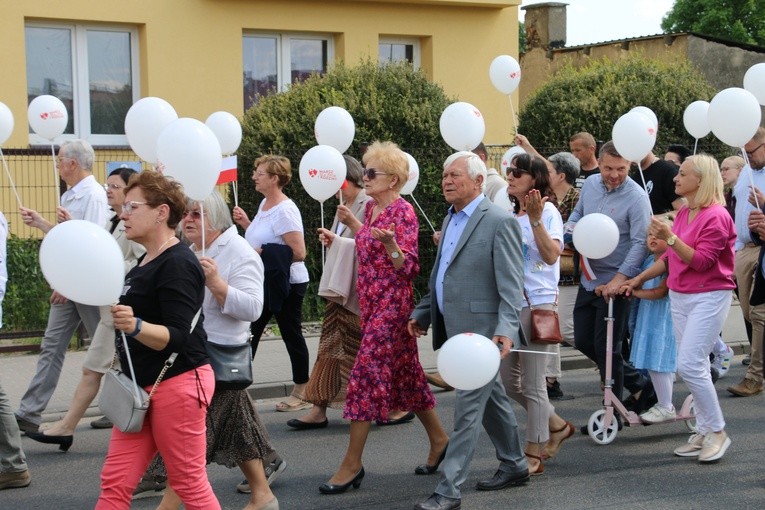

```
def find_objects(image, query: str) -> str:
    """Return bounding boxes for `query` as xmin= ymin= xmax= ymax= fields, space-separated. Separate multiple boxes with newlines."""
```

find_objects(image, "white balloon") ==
xmin=205 ymin=111 xmax=242 ymax=155
xmin=489 ymin=55 xmax=522 ymax=95
xmin=492 ymin=186 xmax=512 ymax=211
xmin=401 ymin=153 xmax=420 ymax=195
xmin=156 ymin=118 xmax=222 ymax=201
xmin=630 ymin=106 xmax=658 ymax=131
xmin=125 ymin=97 xmax=178 ymax=164
xmin=439 ymin=102 xmax=486 ymax=152
xmin=612 ymin=111 xmax=656 ymax=162
xmin=27 ymin=95 xmax=68 ymax=141
xmin=438 ymin=333 xmax=501 ymax=390
xmin=682 ymin=101 xmax=711 ymax=139
xmin=499 ymin=146 xmax=527 ymax=177
xmin=708 ymin=87 xmax=762 ymax=147
xmin=743 ymin=63 xmax=765 ymax=105
xmin=314 ymin=106 xmax=355 ymax=153
xmin=299 ymin=145 xmax=347 ymax=202
xmin=40 ymin=220 xmax=125 ymax=306
xmin=572 ymin=213 xmax=620 ymax=259
xmin=0 ymin=101 xmax=13 ymax=145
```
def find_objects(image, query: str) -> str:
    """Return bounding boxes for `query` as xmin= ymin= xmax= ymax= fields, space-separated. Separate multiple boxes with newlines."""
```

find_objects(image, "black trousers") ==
xmin=250 ymin=282 xmax=310 ymax=385
xmin=573 ymin=287 xmax=648 ymax=401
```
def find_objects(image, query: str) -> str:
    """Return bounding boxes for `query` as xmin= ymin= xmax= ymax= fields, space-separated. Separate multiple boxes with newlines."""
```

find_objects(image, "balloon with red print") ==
xmin=299 ymin=145 xmax=347 ymax=202
xmin=439 ymin=102 xmax=485 ymax=152
xmin=489 ymin=55 xmax=522 ymax=95
xmin=612 ymin=111 xmax=656 ymax=162
xmin=28 ymin=95 xmax=68 ymax=141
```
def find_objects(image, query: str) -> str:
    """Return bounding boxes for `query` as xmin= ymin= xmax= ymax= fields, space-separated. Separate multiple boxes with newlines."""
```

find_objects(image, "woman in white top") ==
xmin=499 ymin=154 xmax=575 ymax=476
xmin=233 ymin=155 xmax=310 ymax=412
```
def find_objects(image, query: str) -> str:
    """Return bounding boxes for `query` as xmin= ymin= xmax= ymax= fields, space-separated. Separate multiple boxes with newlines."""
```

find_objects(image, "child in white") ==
xmin=625 ymin=219 xmax=677 ymax=423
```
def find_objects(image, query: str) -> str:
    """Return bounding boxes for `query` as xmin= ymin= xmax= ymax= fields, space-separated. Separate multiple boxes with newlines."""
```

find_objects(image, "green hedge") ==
xmin=3 ymin=235 xmax=50 ymax=331
xmin=236 ymin=60 xmax=457 ymax=321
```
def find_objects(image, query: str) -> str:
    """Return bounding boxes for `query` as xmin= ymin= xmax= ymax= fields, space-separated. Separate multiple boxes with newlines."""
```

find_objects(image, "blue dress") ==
xmin=629 ymin=255 xmax=676 ymax=373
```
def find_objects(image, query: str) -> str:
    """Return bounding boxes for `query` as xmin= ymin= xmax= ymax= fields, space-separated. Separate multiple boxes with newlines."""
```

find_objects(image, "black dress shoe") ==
xmin=413 ymin=493 xmax=461 ymax=510
xmin=25 ymin=431 xmax=73 ymax=452
xmin=475 ymin=469 xmax=530 ymax=491
xmin=376 ymin=411 xmax=415 ymax=426
xmin=415 ymin=442 xmax=448 ymax=475
xmin=318 ymin=467 xmax=364 ymax=494
xmin=286 ymin=418 xmax=328 ymax=430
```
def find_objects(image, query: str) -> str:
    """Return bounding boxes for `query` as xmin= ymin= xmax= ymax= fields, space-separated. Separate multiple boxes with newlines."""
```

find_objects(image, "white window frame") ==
xmin=243 ymin=31 xmax=333 ymax=109
xmin=26 ymin=22 xmax=139 ymax=147
xmin=379 ymin=37 xmax=421 ymax=69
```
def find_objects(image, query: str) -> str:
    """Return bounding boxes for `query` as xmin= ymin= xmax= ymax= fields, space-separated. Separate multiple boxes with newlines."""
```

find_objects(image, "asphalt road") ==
xmin=3 ymin=361 xmax=763 ymax=510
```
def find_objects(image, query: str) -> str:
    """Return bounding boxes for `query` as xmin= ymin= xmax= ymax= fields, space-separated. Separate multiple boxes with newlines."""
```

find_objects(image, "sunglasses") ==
xmin=182 ymin=210 xmax=203 ymax=220
xmin=363 ymin=167 xmax=389 ymax=180
xmin=507 ymin=166 xmax=530 ymax=179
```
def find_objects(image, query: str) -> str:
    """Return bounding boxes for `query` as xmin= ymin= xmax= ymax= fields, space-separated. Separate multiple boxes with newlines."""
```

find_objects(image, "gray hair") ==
xmin=343 ymin=155 xmax=364 ymax=188
xmin=443 ymin=151 xmax=487 ymax=192
xmin=548 ymin=152 xmax=581 ymax=185
xmin=60 ymin=139 xmax=95 ymax=171
xmin=187 ymin=190 xmax=233 ymax=232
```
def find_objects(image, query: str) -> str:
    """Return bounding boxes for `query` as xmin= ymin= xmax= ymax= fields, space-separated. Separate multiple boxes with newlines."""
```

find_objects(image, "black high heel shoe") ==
xmin=26 ymin=431 xmax=73 ymax=452
xmin=318 ymin=467 xmax=365 ymax=494
xmin=415 ymin=442 xmax=448 ymax=475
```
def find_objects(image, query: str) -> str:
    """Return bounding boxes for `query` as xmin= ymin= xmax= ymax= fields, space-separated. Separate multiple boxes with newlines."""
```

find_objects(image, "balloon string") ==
xmin=51 ymin=143 xmax=60 ymax=208
xmin=0 ymin=148 xmax=23 ymax=208
xmin=409 ymin=193 xmax=436 ymax=233
xmin=693 ymin=138 xmax=698 ymax=155
xmin=743 ymin=150 xmax=761 ymax=210
xmin=636 ymin=164 xmax=652 ymax=211
xmin=320 ymin=202 xmax=325 ymax=271
xmin=508 ymin=96 xmax=518 ymax=136
xmin=511 ymin=349 xmax=558 ymax=356
xmin=201 ymin=203 xmax=206 ymax=258
xmin=233 ymin=181 xmax=239 ymax=208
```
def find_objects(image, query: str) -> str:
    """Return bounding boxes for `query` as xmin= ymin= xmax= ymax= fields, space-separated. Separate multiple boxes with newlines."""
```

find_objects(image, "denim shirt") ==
xmin=565 ymin=175 xmax=650 ymax=291
xmin=732 ymin=165 xmax=765 ymax=250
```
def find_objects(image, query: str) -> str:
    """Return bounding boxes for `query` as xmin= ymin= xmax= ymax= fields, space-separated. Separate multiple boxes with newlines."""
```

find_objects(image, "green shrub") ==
xmin=238 ymin=60 xmax=456 ymax=320
xmin=519 ymin=55 xmax=730 ymax=158
xmin=3 ymin=235 xmax=50 ymax=331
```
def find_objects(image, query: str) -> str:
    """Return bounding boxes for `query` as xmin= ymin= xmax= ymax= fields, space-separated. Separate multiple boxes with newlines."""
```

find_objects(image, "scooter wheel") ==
xmin=588 ymin=409 xmax=619 ymax=445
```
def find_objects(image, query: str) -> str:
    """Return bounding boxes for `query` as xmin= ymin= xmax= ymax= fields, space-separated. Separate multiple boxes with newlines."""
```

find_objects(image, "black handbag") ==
xmin=205 ymin=341 xmax=253 ymax=390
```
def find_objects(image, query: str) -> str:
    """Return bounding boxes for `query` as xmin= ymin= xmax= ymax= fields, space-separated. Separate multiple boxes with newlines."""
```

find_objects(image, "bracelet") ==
xmin=128 ymin=317 xmax=143 ymax=337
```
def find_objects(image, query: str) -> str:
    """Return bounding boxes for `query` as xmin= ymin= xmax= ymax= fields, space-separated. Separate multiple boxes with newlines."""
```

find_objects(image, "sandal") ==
xmin=542 ymin=420 xmax=575 ymax=460
xmin=275 ymin=397 xmax=312 ymax=412
xmin=525 ymin=451 xmax=544 ymax=476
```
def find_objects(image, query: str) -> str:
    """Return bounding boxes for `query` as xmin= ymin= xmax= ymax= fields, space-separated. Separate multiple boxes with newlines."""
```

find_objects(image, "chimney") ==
xmin=522 ymin=2 xmax=568 ymax=50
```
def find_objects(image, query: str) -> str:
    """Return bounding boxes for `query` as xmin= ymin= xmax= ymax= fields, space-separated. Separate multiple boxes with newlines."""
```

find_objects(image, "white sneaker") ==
xmin=711 ymin=345 xmax=733 ymax=378
xmin=698 ymin=430 xmax=731 ymax=463
xmin=674 ymin=433 xmax=705 ymax=457
xmin=640 ymin=404 xmax=676 ymax=424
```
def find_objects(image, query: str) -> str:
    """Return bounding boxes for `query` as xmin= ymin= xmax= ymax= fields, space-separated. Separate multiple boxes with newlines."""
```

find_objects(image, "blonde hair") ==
xmin=689 ymin=154 xmax=725 ymax=208
xmin=362 ymin=141 xmax=408 ymax=191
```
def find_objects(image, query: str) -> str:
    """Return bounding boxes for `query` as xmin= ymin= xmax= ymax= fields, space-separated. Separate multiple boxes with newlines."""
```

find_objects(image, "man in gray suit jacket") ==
xmin=409 ymin=152 xmax=528 ymax=510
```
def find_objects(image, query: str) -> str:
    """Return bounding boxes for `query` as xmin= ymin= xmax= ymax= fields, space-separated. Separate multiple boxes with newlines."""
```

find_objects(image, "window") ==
xmin=25 ymin=23 xmax=139 ymax=146
xmin=379 ymin=38 xmax=420 ymax=68
xmin=243 ymin=33 xmax=332 ymax=111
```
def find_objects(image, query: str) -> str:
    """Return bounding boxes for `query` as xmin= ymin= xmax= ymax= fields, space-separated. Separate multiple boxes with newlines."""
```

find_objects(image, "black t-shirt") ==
xmin=117 ymin=243 xmax=209 ymax=387
xmin=575 ymin=166 xmax=600 ymax=189
xmin=630 ymin=159 xmax=680 ymax=214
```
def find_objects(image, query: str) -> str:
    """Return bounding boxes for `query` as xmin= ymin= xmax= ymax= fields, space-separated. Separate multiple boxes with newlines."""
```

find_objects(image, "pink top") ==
xmin=664 ymin=204 xmax=736 ymax=294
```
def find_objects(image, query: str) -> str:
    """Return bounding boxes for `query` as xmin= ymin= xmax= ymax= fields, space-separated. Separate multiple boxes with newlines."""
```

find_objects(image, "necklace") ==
xmin=144 ymin=235 xmax=176 ymax=263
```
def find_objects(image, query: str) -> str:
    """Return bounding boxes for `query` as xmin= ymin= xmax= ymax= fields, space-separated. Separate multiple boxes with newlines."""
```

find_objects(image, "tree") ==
xmin=661 ymin=0 xmax=765 ymax=47
xmin=518 ymin=56 xmax=722 ymax=156
xmin=239 ymin=60 xmax=455 ymax=319
xmin=519 ymin=21 xmax=527 ymax=54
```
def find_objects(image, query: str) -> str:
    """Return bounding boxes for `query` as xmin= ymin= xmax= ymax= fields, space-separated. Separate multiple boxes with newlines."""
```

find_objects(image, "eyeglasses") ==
xmin=182 ymin=210 xmax=202 ymax=220
xmin=746 ymin=143 xmax=765 ymax=157
xmin=507 ymin=166 xmax=530 ymax=179
xmin=363 ymin=167 xmax=388 ymax=180
xmin=55 ymin=156 xmax=74 ymax=167
xmin=103 ymin=183 xmax=124 ymax=191
xmin=122 ymin=201 xmax=148 ymax=215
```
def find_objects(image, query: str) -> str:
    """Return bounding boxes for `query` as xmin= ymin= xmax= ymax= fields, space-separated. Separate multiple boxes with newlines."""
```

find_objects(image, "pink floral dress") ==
xmin=343 ymin=198 xmax=436 ymax=421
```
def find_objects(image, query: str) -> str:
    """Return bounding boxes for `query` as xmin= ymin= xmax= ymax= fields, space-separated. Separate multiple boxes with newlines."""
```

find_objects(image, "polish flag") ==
xmin=216 ymin=155 xmax=237 ymax=184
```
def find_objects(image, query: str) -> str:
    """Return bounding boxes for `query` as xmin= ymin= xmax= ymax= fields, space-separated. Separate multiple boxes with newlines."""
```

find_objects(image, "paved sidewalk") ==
xmin=0 ymin=302 xmax=750 ymax=423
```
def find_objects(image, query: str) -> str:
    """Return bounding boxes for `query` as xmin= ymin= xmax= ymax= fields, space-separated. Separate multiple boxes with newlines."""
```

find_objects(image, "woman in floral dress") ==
xmin=319 ymin=141 xmax=449 ymax=495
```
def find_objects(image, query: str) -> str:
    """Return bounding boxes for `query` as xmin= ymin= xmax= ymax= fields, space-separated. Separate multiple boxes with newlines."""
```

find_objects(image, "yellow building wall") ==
xmin=1 ymin=0 xmax=520 ymax=235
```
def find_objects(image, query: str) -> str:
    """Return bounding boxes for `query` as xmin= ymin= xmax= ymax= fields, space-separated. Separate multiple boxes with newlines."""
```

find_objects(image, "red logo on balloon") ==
xmin=509 ymin=72 xmax=520 ymax=79
xmin=472 ymin=109 xmax=482 ymax=118
xmin=50 ymin=110 xmax=65 ymax=119
xmin=40 ymin=113 xmax=49 ymax=120
xmin=309 ymin=169 xmax=318 ymax=177
xmin=648 ymin=128 xmax=656 ymax=135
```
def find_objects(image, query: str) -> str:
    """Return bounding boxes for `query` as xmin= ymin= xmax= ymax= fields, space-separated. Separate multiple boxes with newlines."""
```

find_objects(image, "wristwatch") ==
xmin=390 ymin=250 xmax=401 ymax=259
xmin=129 ymin=317 xmax=143 ymax=337
xmin=530 ymin=219 xmax=542 ymax=228
xmin=667 ymin=234 xmax=678 ymax=246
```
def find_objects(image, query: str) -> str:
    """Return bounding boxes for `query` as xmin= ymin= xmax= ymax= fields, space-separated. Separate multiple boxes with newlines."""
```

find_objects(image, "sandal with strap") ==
xmin=525 ymin=451 xmax=544 ymax=476
xmin=542 ymin=420 xmax=575 ymax=460
xmin=275 ymin=397 xmax=312 ymax=412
